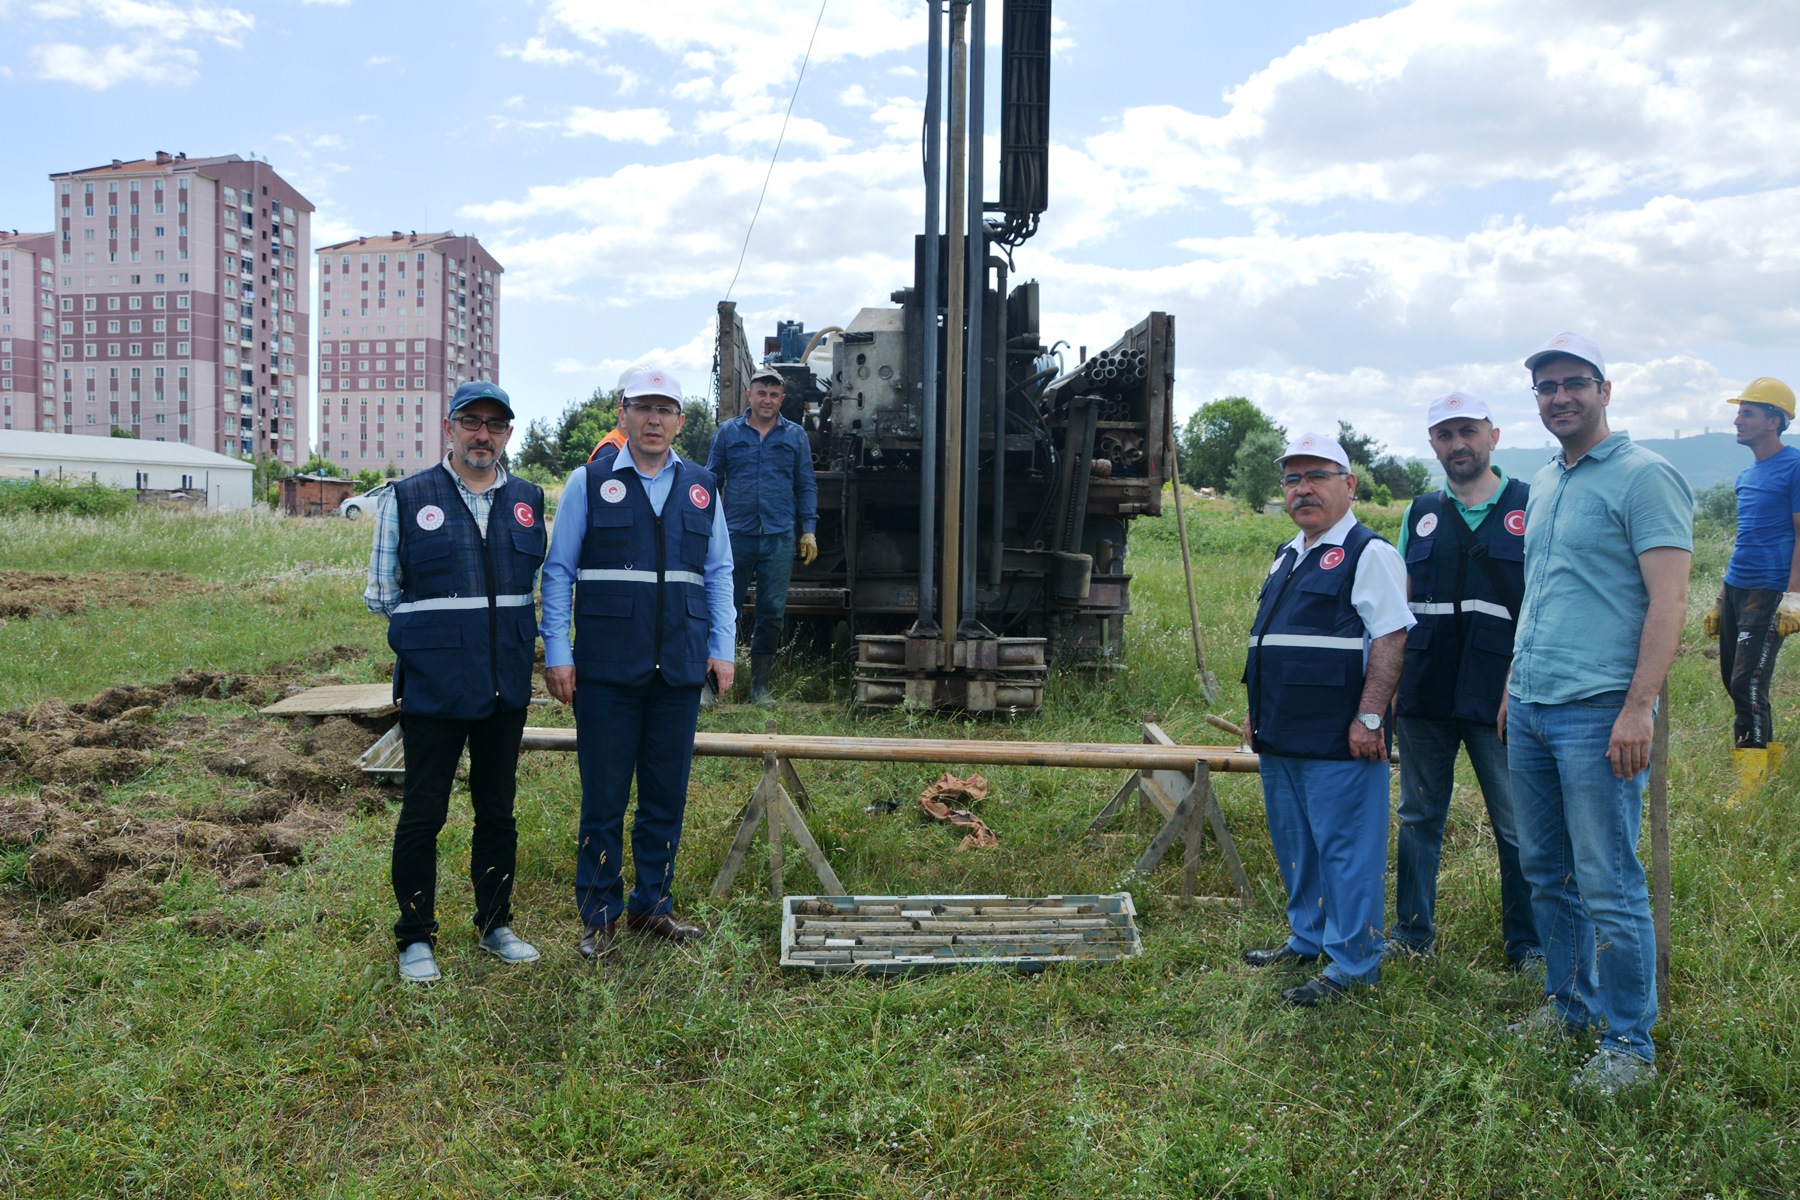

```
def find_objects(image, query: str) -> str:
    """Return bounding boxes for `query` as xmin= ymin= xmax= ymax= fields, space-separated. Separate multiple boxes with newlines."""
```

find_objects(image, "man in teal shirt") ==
xmin=1502 ymin=332 xmax=1692 ymax=1098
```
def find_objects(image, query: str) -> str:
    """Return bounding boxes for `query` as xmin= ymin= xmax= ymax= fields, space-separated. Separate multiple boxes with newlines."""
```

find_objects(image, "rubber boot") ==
xmin=1729 ymin=747 xmax=1769 ymax=806
xmin=750 ymin=654 xmax=774 ymax=705
xmin=1769 ymin=743 xmax=1787 ymax=773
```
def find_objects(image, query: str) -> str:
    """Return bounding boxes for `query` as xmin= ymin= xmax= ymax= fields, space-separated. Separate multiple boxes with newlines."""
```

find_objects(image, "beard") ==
xmin=1441 ymin=453 xmax=1487 ymax=485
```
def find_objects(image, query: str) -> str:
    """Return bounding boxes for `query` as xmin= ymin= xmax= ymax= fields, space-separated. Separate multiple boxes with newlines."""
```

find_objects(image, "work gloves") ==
xmin=799 ymin=533 xmax=819 ymax=566
xmin=1781 ymin=592 xmax=1800 ymax=637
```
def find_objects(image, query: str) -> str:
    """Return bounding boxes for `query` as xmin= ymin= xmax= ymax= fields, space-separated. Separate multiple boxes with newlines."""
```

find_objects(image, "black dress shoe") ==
xmin=1280 ymin=974 xmax=1351 ymax=1007
xmin=577 ymin=919 xmax=619 ymax=961
xmin=1241 ymin=944 xmax=1321 ymax=968
xmin=626 ymin=910 xmax=705 ymax=942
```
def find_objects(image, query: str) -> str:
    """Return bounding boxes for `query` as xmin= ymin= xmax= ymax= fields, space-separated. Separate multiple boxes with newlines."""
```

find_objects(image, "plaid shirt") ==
xmin=362 ymin=459 xmax=509 ymax=618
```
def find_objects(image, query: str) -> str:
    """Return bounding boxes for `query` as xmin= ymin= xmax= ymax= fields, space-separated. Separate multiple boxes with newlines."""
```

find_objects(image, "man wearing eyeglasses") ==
xmin=707 ymin=365 xmax=819 ymax=703
xmin=1503 ymin=332 xmax=1692 ymax=1096
xmin=540 ymin=367 xmax=736 ymax=961
xmin=364 ymin=380 xmax=547 ymax=985
xmin=1241 ymin=433 xmax=1414 ymax=1007
xmin=1386 ymin=391 xmax=1541 ymax=974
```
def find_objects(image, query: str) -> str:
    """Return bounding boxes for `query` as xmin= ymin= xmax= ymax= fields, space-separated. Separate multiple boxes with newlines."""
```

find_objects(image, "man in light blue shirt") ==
xmin=1502 ymin=332 xmax=1692 ymax=1098
xmin=541 ymin=367 xmax=735 ymax=959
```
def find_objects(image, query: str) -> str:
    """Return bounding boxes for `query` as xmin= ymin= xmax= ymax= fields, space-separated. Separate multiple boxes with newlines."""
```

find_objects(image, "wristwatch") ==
xmin=1355 ymin=713 xmax=1383 ymax=731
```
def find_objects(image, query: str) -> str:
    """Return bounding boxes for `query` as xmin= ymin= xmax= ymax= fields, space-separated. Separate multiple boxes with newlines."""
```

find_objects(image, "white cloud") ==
xmin=362 ymin=54 xmax=391 ymax=66
xmin=499 ymin=35 xmax=593 ymax=68
xmin=561 ymin=106 xmax=674 ymax=144
xmin=1076 ymin=0 xmax=1800 ymax=213
xmin=23 ymin=0 xmax=253 ymax=87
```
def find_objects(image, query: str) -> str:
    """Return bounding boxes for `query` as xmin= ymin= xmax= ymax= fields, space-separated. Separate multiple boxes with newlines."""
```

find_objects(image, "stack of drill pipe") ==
xmin=784 ymin=895 xmax=1139 ymax=968
xmin=1070 ymin=348 xmax=1149 ymax=398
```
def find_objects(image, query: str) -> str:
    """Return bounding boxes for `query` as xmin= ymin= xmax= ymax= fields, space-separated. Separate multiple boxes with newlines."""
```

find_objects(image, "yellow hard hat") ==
xmin=1727 ymin=377 xmax=1795 ymax=419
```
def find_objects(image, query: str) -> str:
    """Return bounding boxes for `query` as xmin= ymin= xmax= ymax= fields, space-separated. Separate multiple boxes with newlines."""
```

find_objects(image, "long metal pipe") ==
xmin=939 ymin=0 xmax=970 ymax=659
xmin=987 ymin=251 xmax=1007 ymax=589
xmin=915 ymin=0 xmax=943 ymax=631
xmin=517 ymin=728 xmax=1262 ymax=773
xmin=958 ymin=0 xmax=987 ymax=625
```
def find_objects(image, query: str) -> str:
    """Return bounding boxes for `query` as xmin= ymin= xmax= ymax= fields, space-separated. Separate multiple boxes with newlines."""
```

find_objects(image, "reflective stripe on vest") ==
xmin=575 ymin=568 xmax=706 ymax=587
xmin=1247 ymin=633 xmax=1365 ymax=650
xmin=1407 ymin=598 xmax=1513 ymax=620
xmin=391 ymin=593 xmax=534 ymax=615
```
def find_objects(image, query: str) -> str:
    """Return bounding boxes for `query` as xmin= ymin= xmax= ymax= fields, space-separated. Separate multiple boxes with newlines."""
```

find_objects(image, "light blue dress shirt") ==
xmin=541 ymin=447 xmax=736 ymax=669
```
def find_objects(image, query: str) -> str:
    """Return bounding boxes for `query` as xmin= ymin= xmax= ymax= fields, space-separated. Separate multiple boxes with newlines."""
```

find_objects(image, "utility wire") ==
xmin=725 ymin=0 xmax=828 ymax=300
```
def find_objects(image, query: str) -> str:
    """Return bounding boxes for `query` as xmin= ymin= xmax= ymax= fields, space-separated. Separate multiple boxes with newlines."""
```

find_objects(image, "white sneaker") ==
xmin=398 ymin=941 xmax=441 ymax=984
xmin=1571 ymin=1049 xmax=1656 ymax=1096
xmin=478 ymin=926 xmax=541 ymax=964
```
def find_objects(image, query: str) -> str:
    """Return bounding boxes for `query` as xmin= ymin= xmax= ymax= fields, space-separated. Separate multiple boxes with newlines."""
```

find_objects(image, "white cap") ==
xmin=1274 ymin=432 xmax=1351 ymax=470
xmin=1524 ymin=331 xmax=1606 ymax=380
xmin=620 ymin=366 xmax=682 ymax=402
xmin=1426 ymin=390 xmax=1494 ymax=429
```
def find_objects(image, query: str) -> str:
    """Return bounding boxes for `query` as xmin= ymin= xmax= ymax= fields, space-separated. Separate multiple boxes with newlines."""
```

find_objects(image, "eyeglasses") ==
xmin=453 ymin=414 xmax=512 ymax=434
xmin=1531 ymin=376 xmax=1602 ymax=398
xmin=625 ymin=401 xmax=682 ymax=418
xmin=1280 ymin=469 xmax=1348 ymax=489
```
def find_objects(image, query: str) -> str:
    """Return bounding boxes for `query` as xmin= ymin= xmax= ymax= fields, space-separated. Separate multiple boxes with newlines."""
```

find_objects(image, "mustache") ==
xmin=1289 ymin=495 xmax=1322 ymax=511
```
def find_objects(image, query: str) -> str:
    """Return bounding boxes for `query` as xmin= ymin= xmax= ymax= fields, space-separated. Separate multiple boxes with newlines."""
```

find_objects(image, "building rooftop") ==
xmin=0 ymin=230 xmax=54 ymax=244
xmin=317 ymin=230 xmax=482 ymax=253
xmin=0 ymin=430 xmax=255 ymax=472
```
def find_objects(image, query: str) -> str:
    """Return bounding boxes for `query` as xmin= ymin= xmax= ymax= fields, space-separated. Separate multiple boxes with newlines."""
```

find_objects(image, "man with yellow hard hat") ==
xmin=1705 ymin=377 xmax=1800 ymax=793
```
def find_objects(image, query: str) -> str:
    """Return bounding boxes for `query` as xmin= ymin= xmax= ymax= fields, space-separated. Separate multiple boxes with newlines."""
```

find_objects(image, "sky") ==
xmin=2 ymin=0 xmax=1797 ymax=462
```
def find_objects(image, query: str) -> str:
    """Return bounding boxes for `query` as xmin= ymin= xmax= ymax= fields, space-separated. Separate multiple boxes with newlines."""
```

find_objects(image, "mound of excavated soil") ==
xmin=0 ymin=571 xmax=216 ymax=621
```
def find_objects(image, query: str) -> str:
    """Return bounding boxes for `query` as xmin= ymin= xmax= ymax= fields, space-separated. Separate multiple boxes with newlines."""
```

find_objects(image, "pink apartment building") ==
xmin=314 ymin=232 xmax=501 ymax=472
xmin=0 ymin=230 xmax=56 ymax=431
xmin=47 ymin=152 xmax=313 ymax=464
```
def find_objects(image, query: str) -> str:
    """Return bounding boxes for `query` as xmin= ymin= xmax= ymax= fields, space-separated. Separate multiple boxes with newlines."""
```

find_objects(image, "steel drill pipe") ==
xmin=515 ymin=729 xmax=1262 ymax=772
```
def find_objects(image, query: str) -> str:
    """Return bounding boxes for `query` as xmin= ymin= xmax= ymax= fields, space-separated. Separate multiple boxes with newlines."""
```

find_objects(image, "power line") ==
xmin=725 ymin=0 xmax=828 ymax=300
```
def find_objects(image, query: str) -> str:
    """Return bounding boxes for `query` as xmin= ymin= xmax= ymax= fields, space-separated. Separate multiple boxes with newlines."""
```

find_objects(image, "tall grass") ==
xmin=0 ymin=493 xmax=1794 ymax=1198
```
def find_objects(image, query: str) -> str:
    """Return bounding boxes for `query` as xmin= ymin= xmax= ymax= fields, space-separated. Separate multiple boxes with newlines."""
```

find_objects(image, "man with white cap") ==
xmin=365 ymin=380 xmax=546 ymax=984
xmin=541 ymin=367 xmax=737 ymax=960
xmin=1241 ymin=433 xmax=1414 ymax=1006
xmin=1704 ymin=377 xmax=1800 ymax=794
xmin=1504 ymin=332 xmax=1692 ymax=1096
xmin=1386 ymin=391 xmax=1541 ymax=972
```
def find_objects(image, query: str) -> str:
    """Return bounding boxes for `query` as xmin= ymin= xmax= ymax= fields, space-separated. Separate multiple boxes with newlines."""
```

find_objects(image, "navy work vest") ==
xmin=1244 ymin=523 xmax=1384 ymax=760
xmin=1394 ymin=479 xmax=1527 ymax=725
xmin=573 ymin=450 xmax=718 ymax=688
xmin=388 ymin=466 xmax=545 ymax=720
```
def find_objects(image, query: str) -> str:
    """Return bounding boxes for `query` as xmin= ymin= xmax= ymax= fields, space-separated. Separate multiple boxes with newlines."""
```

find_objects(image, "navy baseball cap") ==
xmin=448 ymin=380 xmax=514 ymax=418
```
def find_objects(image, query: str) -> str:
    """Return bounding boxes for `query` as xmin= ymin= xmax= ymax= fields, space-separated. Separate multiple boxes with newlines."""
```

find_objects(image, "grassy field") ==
xmin=0 ymin=499 xmax=1794 ymax=1199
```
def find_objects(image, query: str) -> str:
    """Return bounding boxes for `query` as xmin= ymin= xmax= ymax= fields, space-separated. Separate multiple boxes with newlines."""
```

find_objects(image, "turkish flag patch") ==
xmin=514 ymin=502 xmax=534 ymax=528
xmin=1320 ymin=547 xmax=1345 ymax=570
xmin=689 ymin=483 xmax=710 ymax=509
xmin=1505 ymin=509 xmax=1526 ymax=536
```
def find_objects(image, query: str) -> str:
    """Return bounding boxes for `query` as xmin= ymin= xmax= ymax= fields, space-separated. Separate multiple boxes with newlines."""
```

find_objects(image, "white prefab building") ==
xmin=0 ymin=429 xmax=255 ymax=508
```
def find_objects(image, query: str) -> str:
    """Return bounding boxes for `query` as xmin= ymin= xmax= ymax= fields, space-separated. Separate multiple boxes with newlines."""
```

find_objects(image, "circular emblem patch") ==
xmin=688 ymin=483 xmax=710 ymax=509
xmin=1444 ymin=394 xmax=1463 ymax=410
xmin=514 ymin=502 xmax=535 ymax=528
xmin=1320 ymin=547 xmax=1346 ymax=571
xmin=1416 ymin=512 xmax=1439 ymax=538
xmin=1505 ymin=509 xmax=1526 ymax=536
xmin=598 ymin=478 xmax=627 ymax=505
xmin=415 ymin=504 xmax=445 ymax=531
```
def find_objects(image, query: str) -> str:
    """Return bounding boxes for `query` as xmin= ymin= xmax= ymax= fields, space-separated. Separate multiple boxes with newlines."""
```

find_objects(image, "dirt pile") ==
xmin=0 ymin=570 xmax=216 ymax=621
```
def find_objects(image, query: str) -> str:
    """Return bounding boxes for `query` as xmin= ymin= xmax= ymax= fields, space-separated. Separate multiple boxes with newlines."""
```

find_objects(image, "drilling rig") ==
xmin=715 ymin=0 xmax=1174 ymax=712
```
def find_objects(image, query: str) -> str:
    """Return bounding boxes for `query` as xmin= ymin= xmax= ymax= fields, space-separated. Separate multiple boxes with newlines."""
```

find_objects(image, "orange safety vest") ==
xmin=588 ymin=427 xmax=627 ymax=462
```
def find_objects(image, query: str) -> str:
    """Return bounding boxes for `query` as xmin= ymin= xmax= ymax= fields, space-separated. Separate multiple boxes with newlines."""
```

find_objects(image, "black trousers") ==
xmin=1718 ymin=583 xmax=1786 ymax=749
xmin=391 ymin=706 xmax=529 ymax=950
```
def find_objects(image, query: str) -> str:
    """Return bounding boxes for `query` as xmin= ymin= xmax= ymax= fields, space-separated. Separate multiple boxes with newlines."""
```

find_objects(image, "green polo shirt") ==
xmin=1397 ymin=465 xmax=1513 ymax=557
xmin=1509 ymin=432 xmax=1694 ymax=705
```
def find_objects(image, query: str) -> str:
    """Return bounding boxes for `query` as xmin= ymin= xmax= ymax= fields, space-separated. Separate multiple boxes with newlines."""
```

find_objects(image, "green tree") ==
xmin=298 ymin=453 xmax=343 ymax=477
xmin=516 ymin=386 xmax=619 ymax=478
xmin=1335 ymin=419 xmax=1429 ymax=502
xmin=1228 ymin=426 xmax=1288 ymax=512
xmin=675 ymin=398 xmax=716 ymax=464
xmin=354 ymin=468 xmax=386 ymax=492
xmin=1180 ymin=397 xmax=1284 ymax=489
xmin=109 ymin=426 xmax=138 ymax=439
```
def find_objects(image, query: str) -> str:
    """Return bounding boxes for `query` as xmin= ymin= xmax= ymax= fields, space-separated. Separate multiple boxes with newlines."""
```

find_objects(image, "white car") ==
xmin=339 ymin=483 xmax=392 ymax=520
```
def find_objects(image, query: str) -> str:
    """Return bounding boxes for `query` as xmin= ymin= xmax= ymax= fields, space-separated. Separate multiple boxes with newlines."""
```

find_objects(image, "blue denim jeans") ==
xmin=1259 ymin=754 xmax=1390 ymax=985
xmin=729 ymin=530 xmax=795 ymax=657
xmin=1507 ymin=690 xmax=1657 ymax=1061
xmin=1392 ymin=716 xmax=1539 ymax=964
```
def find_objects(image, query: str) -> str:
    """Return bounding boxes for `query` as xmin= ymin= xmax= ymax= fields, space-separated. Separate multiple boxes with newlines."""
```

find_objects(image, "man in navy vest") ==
xmin=541 ymin=367 xmax=737 ymax=960
xmin=1386 ymin=391 xmax=1541 ymax=972
xmin=1241 ymin=433 xmax=1414 ymax=1006
xmin=364 ymin=381 xmax=546 ymax=985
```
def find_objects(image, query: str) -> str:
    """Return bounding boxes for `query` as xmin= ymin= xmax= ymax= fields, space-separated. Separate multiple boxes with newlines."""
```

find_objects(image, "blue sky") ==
xmin=3 ymin=0 xmax=1796 ymax=461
